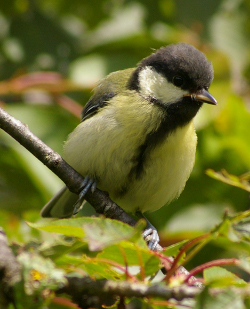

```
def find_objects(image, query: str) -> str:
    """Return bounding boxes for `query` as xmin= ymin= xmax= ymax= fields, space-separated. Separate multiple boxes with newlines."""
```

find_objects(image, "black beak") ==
xmin=185 ymin=89 xmax=217 ymax=105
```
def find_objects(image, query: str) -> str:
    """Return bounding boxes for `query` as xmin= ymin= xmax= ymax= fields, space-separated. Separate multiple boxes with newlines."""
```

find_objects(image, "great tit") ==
xmin=41 ymin=43 xmax=217 ymax=250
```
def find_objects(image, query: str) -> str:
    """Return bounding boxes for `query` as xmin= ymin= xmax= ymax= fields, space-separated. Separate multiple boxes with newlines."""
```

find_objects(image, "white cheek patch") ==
xmin=138 ymin=66 xmax=188 ymax=104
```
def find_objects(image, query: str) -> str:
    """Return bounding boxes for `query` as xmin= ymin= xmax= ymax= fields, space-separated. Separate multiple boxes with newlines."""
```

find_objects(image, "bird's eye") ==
xmin=172 ymin=76 xmax=184 ymax=87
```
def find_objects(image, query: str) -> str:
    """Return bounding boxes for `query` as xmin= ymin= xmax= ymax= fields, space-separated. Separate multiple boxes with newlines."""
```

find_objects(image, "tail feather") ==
xmin=40 ymin=186 xmax=78 ymax=218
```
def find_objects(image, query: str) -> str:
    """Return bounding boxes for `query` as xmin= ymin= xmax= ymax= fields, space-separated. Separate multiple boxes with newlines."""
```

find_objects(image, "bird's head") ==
xmin=128 ymin=43 xmax=217 ymax=109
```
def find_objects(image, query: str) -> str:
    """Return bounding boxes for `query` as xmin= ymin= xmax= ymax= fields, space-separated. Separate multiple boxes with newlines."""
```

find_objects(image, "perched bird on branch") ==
xmin=41 ymin=43 xmax=216 ymax=250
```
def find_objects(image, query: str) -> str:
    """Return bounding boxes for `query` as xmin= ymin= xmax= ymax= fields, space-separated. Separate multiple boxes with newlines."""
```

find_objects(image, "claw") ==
xmin=73 ymin=176 xmax=96 ymax=215
xmin=143 ymin=228 xmax=160 ymax=250
xmin=81 ymin=175 xmax=90 ymax=187
xmin=79 ymin=178 xmax=95 ymax=200
xmin=136 ymin=211 xmax=160 ymax=251
xmin=91 ymin=181 xmax=97 ymax=193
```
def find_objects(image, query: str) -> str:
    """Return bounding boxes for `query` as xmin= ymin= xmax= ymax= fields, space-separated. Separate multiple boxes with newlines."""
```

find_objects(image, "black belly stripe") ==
xmin=115 ymin=116 xmax=174 ymax=198
xmin=128 ymin=96 xmax=202 ymax=181
xmin=129 ymin=114 xmax=173 ymax=180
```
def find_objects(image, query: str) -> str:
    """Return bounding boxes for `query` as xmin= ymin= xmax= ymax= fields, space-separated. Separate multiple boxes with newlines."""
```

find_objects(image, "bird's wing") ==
xmin=81 ymin=92 xmax=116 ymax=121
xmin=81 ymin=68 xmax=134 ymax=121
xmin=41 ymin=68 xmax=135 ymax=218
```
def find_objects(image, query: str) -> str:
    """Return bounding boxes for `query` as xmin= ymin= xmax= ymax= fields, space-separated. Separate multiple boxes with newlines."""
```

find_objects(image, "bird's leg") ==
xmin=73 ymin=176 xmax=97 ymax=215
xmin=136 ymin=211 xmax=160 ymax=251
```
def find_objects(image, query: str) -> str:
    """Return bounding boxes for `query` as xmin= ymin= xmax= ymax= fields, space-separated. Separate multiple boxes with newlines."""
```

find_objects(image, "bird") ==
xmin=41 ymin=43 xmax=217 ymax=250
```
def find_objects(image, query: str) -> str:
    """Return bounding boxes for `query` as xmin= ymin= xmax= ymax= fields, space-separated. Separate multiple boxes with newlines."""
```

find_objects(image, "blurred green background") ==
xmin=0 ymin=0 xmax=250 ymax=262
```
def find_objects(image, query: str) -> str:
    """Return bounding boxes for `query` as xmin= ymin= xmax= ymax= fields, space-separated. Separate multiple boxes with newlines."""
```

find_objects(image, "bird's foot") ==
xmin=73 ymin=176 xmax=97 ymax=215
xmin=136 ymin=211 xmax=160 ymax=251
xmin=142 ymin=227 xmax=160 ymax=251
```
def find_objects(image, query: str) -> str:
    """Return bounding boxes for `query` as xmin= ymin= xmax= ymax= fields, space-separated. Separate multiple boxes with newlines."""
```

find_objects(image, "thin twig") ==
xmin=184 ymin=258 xmax=240 ymax=283
xmin=164 ymin=233 xmax=210 ymax=282
xmin=61 ymin=276 xmax=201 ymax=301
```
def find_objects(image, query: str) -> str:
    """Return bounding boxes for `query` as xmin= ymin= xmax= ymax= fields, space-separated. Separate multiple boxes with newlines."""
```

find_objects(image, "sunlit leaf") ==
xmin=214 ymin=210 xmax=250 ymax=242
xmin=82 ymin=217 xmax=144 ymax=251
xmin=17 ymin=252 xmax=66 ymax=294
xmin=28 ymin=218 xmax=87 ymax=237
xmin=79 ymin=255 xmax=125 ymax=280
xmin=204 ymin=266 xmax=246 ymax=287
xmin=206 ymin=169 xmax=250 ymax=193
xmin=162 ymin=240 xmax=188 ymax=257
xmin=29 ymin=217 xmax=146 ymax=252
xmin=97 ymin=241 xmax=160 ymax=277
xmin=233 ymin=217 xmax=250 ymax=241
xmin=195 ymin=287 xmax=245 ymax=309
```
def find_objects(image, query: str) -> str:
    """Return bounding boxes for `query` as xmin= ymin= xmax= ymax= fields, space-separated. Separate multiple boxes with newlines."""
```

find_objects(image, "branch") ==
xmin=60 ymin=276 xmax=200 ymax=308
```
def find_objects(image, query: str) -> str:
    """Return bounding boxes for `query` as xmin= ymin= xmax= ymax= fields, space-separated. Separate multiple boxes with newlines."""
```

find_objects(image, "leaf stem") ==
xmin=164 ymin=233 xmax=210 ymax=282
xmin=95 ymin=258 xmax=138 ymax=281
xmin=184 ymin=258 xmax=240 ymax=283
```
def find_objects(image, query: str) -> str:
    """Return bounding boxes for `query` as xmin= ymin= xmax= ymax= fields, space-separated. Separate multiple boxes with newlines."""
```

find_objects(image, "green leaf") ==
xmin=204 ymin=266 xmax=246 ymax=287
xmin=97 ymin=241 xmax=160 ymax=277
xmin=80 ymin=255 xmax=124 ymax=280
xmin=50 ymin=254 xmax=121 ymax=280
xmin=238 ymin=256 xmax=250 ymax=275
xmin=214 ymin=210 xmax=250 ymax=243
xmin=39 ymin=238 xmax=87 ymax=260
xmin=29 ymin=217 xmax=146 ymax=252
xmin=143 ymin=255 xmax=161 ymax=278
xmin=82 ymin=217 xmax=144 ymax=251
xmin=233 ymin=216 xmax=250 ymax=241
xmin=28 ymin=218 xmax=87 ymax=237
xmin=206 ymin=169 xmax=250 ymax=193
xmin=195 ymin=287 xmax=245 ymax=309
xmin=17 ymin=252 xmax=66 ymax=294
xmin=162 ymin=240 xmax=188 ymax=257
xmin=218 ymin=218 xmax=242 ymax=242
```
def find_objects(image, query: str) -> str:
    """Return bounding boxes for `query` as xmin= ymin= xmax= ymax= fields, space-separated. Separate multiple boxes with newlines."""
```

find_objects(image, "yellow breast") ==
xmin=113 ymin=121 xmax=197 ymax=213
xmin=64 ymin=93 xmax=197 ymax=214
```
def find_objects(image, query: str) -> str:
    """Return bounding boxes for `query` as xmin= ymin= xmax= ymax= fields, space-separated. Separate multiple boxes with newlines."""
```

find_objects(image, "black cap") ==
xmin=128 ymin=43 xmax=214 ymax=93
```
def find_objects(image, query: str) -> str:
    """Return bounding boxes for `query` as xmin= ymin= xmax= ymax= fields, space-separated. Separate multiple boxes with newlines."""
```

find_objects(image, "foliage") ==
xmin=6 ymin=207 xmax=250 ymax=308
xmin=0 ymin=0 xmax=250 ymax=307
